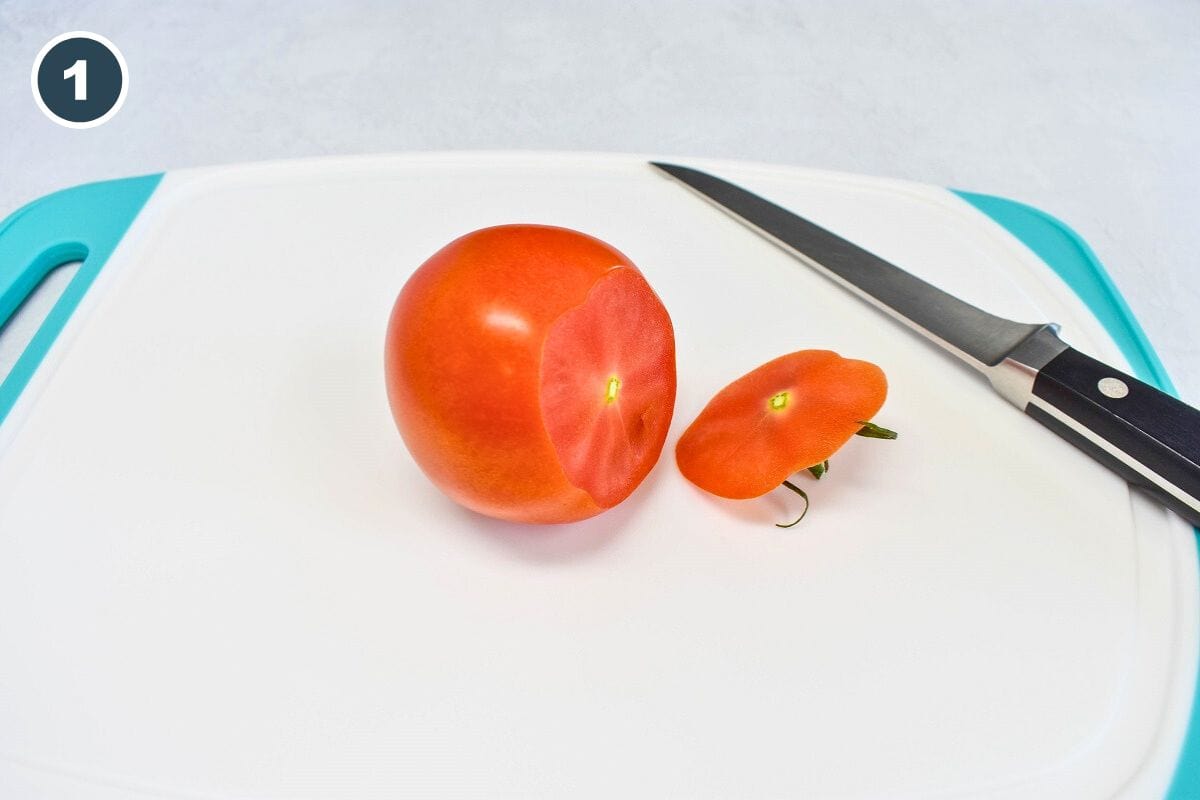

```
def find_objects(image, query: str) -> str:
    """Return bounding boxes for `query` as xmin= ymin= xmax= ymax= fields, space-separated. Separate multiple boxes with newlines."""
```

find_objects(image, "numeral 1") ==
xmin=63 ymin=59 xmax=88 ymax=101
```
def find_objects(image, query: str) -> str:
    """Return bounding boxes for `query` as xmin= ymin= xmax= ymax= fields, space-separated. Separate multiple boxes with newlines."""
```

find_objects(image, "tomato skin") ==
xmin=386 ymin=225 xmax=676 ymax=524
xmin=675 ymin=351 xmax=887 ymax=500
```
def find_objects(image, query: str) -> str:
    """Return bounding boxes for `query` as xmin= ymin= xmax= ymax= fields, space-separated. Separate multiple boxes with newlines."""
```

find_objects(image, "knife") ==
xmin=651 ymin=162 xmax=1200 ymax=527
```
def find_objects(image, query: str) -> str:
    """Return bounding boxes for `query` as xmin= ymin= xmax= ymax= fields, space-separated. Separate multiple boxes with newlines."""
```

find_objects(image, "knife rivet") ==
xmin=1097 ymin=377 xmax=1129 ymax=399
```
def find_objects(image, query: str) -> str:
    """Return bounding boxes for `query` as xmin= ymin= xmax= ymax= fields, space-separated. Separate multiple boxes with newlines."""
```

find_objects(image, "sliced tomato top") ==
xmin=675 ymin=350 xmax=887 ymax=499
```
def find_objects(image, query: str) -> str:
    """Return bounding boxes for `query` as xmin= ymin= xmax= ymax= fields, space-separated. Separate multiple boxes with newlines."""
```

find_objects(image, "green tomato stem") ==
xmin=776 ymin=480 xmax=811 ymax=528
xmin=777 ymin=423 xmax=894 ymax=529
xmin=856 ymin=421 xmax=898 ymax=439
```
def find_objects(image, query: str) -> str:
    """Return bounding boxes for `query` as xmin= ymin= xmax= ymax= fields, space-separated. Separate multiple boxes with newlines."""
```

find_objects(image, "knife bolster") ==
xmin=988 ymin=325 xmax=1069 ymax=408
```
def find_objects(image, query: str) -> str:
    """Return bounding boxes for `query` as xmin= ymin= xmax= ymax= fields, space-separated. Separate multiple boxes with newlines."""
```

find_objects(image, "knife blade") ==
xmin=652 ymin=161 xmax=1200 ymax=527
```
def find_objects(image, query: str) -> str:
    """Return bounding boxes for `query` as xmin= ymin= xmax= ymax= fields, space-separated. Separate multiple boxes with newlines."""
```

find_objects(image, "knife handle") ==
xmin=1025 ymin=346 xmax=1200 ymax=526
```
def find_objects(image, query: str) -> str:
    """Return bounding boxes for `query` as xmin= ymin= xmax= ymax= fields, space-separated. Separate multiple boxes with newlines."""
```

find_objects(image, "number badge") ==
xmin=32 ymin=32 xmax=127 ymax=129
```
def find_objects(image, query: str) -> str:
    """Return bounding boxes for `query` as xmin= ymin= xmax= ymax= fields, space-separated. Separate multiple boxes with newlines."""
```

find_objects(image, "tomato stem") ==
xmin=856 ymin=421 xmax=898 ymax=439
xmin=776 ymin=480 xmax=811 ymax=528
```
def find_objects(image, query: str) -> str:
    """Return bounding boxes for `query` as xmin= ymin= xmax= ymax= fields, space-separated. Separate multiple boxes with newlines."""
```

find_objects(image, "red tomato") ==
xmin=386 ymin=225 xmax=677 ymax=523
xmin=676 ymin=350 xmax=888 ymax=499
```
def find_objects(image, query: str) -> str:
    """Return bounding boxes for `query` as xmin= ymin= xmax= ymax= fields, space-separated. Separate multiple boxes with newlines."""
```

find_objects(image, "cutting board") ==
xmin=0 ymin=153 xmax=1195 ymax=799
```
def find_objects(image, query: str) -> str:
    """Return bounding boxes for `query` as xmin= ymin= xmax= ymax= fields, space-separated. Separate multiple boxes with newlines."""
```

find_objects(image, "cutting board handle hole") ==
xmin=0 ymin=258 xmax=84 ymax=388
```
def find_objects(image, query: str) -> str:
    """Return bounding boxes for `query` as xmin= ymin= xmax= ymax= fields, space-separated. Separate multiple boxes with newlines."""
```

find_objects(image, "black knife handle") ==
xmin=1026 ymin=346 xmax=1200 ymax=526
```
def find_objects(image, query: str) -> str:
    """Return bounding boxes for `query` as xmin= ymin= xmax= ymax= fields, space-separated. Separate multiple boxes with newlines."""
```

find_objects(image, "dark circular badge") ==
xmin=32 ymin=32 xmax=127 ymax=128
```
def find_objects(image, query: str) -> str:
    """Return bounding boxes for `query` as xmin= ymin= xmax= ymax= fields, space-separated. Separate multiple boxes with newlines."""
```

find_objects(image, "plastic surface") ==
xmin=0 ymin=174 xmax=162 ymax=426
xmin=0 ymin=154 xmax=1194 ymax=798
xmin=955 ymin=189 xmax=1200 ymax=800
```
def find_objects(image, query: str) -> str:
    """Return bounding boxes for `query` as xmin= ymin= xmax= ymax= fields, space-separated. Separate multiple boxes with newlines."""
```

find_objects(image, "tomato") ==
xmin=385 ymin=225 xmax=677 ymax=523
xmin=675 ymin=350 xmax=888 ymax=500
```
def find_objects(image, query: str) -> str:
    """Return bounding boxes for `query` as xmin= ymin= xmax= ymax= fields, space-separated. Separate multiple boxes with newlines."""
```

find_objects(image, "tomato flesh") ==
xmin=386 ymin=225 xmax=676 ymax=523
xmin=540 ymin=267 xmax=676 ymax=508
xmin=675 ymin=350 xmax=887 ymax=499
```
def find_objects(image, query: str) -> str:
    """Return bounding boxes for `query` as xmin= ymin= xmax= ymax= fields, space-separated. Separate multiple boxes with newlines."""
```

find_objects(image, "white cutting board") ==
xmin=0 ymin=153 xmax=1195 ymax=799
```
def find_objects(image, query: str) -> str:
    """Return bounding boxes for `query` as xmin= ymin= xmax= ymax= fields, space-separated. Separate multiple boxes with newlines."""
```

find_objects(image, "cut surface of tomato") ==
xmin=675 ymin=350 xmax=887 ymax=499
xmin=540 ymin=267 xmax=676 ymax=508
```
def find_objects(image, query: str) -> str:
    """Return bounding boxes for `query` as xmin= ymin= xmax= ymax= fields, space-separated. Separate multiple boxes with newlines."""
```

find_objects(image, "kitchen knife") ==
xmin=652 ymin=162 xmax=1200 ymax=527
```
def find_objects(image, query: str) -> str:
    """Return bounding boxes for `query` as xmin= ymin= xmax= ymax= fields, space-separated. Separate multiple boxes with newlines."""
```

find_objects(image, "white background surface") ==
xmin=0 ymin=0 xmax=1197 ymax=400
